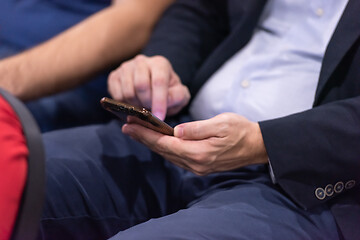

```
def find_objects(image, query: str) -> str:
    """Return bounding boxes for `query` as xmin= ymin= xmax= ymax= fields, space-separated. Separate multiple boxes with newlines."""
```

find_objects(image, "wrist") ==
xmin=249 ymin=122 xmax=269 ymax=165
xmin=0 ymin=58 xmax=19 ymax=96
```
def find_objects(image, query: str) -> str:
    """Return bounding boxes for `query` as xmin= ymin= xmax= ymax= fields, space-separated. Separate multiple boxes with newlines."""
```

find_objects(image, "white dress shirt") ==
xmin=190 ymin=0 xmax=348 ymax=122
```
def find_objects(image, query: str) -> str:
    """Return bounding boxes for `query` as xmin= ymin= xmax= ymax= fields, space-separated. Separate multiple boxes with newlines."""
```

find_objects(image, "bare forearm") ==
xmin=0 ymin=0 xmax=173 ymax=100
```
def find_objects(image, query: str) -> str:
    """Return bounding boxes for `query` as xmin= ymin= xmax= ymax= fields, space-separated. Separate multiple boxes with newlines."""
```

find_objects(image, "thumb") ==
xmin=174 ymin=118 xmax=221 ymax=140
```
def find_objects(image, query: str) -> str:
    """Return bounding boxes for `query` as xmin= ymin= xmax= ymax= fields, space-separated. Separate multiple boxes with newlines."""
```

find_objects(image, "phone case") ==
xmin=100 ymin=97 xmax=174 ymax=136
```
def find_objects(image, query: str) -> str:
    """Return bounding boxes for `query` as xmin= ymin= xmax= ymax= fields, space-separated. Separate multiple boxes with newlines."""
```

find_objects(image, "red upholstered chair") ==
xmin=0 ymin=89 xmax=45 ymax=240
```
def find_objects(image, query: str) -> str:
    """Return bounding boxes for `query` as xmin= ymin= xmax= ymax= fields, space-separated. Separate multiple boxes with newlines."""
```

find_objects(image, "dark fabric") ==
xmin=143 ymin=0 xmax=267 ymax=100
xmin=40 ymin=121 xmax=339 ymax=240
xmin=142 ymin=0 xmax=360 ymax=238
xmin=39 ymin=0 xmax=360 ymax=238
xmin=26 ymin=74 xmax=113 ymax=132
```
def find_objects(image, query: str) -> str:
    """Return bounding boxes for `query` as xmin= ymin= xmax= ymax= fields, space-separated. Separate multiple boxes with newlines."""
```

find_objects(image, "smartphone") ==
xmin=100 ymin=97 xmax=174 ymax=136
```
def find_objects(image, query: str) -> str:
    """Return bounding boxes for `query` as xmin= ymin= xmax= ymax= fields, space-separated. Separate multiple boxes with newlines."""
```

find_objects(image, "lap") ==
xmin=26 ymin=74 xmax=113 ymax=132
xmin=40 ymin=121 xmax=174 ymax=239
xmin=39 ymin=121 xmax=340 ymax=240
xmin=114 ymin=180 xmax=340 ymax=240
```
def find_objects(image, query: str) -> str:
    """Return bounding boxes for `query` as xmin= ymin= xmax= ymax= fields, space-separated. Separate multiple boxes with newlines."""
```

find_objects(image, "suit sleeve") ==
xmin=141 ymin=0 xmax=229 ymax=87
xmin=259 ymin=96 xmax=360 ymax=209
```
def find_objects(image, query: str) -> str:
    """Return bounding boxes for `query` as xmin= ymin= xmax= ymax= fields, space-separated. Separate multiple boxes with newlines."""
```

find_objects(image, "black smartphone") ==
xmin=100 ymin=97 xmax=174 ymax=136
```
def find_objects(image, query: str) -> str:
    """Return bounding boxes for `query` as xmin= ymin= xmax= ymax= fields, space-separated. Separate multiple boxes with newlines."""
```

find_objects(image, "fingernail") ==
xmin=174 ymin=126 xmax=183 ymax=138
xmin=122 ymin=124 xmax=132 ymax=135
xmin=153 ymin=111 xmax=165 ymax=121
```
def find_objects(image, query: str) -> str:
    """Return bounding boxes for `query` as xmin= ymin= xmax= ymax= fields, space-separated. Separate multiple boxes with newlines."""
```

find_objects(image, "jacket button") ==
xmin=345 ymin=180 xmax=356 ymax=189
xmin=334 ymin=182 xmax=344 ymax=193
xmin=315 ymin=187 xmax=326 ymax=200
xmin=325 ymin=184 xmax=334 ymax=196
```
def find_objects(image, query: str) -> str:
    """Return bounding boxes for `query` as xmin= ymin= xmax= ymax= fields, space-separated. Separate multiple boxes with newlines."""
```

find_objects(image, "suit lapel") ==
xmin=190 ymin=0 xmax=267 ymax=97
xmin=314 ymin=0 xmax=360 ymax=104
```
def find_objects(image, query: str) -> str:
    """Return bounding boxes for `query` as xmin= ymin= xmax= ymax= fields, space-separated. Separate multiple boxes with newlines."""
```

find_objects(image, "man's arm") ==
xmin=259 ymin=97 xmax=360 ymax=209
xmin=0 ymin=0 xmax=173 ymax=101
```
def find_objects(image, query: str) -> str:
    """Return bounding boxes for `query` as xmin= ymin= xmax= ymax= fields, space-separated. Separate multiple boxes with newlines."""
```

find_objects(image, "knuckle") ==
xmin=192 ymin=165 xmax=208 ymax=176
xmin=152 ymin=55 xmax=168 ymax=63
xmin=217 ymin=115 xmax=234 ymax=133
xmin=119 ymin=60 xmax=130 ymax=69
xmin=134 ymin=54 xmax=149 ymax=65
xmin=134 ymin=54 xmax=146 ymax=61
xmin=159 ymin=137 xmax=177 ymax=155
xmin=108 ymin=71 xmax=119 ymax=83
xmin=152 ymin=55 xmax=172 ymax=69
xmin=108 ymin=71 xmax=117 ymax=80
xmin=190 ymin=122 xmax=201 ymax=137
xmin=218 ymin=113 xmax=232 ymax=123
xmin=218 ymin=123 xmax=230 ymax=135
xmin=157 ymin=140 xmax=169 ymax=155
xmin=192 ymin=152 xmax=209 ymax=164
xmin=119 ymin=60 xmax=135 ymax=72
xmin=206 ymin=154 xmax=217 ymax=163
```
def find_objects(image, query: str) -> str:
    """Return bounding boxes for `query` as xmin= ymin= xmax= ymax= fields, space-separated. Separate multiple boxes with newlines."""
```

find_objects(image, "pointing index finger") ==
xmin=149 ymin=58 xmax=171 ymax=120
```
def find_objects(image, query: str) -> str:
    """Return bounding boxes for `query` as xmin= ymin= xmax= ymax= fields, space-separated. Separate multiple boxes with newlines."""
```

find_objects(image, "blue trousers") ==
xmin=26 ymin=74 xmax=113 ymax=132
xmin=40 ymin=120 xmax=341 ymax=240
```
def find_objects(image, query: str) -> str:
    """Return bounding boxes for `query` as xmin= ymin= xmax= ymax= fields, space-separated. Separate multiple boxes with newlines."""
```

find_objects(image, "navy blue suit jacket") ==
xmin=143 ymin=0 xmax=360 ymax=239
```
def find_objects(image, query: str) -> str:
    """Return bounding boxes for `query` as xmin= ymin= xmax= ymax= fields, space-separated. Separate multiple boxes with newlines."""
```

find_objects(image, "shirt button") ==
xmin=241 ymin=79 xmax=250 ymax=88
xmin=316 ymin=8 xmax=324 ymax=17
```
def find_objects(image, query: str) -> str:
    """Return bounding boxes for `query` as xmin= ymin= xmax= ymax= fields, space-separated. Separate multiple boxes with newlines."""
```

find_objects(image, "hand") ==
xmin=108 ymin=54 xmax=190 ymax=120
xmin=122 ymin=113 xmax=269 ymax=175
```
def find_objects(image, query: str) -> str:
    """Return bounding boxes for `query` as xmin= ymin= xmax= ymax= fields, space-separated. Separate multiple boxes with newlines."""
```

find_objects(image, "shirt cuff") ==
xmin=268 ymin=158 xmax=277 ymax=184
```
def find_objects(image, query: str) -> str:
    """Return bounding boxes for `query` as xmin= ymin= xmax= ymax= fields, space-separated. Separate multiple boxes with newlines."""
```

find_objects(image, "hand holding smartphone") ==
xmin=100 ymin=97 xmax=174 ymax=136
